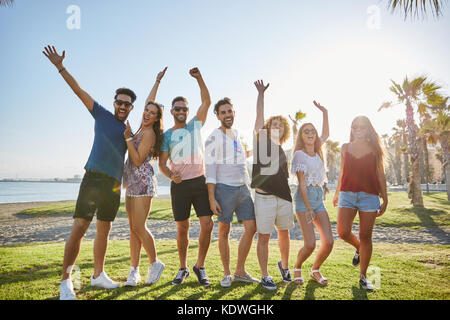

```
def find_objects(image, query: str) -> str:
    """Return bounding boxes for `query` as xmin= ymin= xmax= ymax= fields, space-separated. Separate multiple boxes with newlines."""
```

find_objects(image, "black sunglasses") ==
xmin=172 ymin=106 xmax=188 ymax=112
xmin=115 ymin=99 xmax=133 ymax=108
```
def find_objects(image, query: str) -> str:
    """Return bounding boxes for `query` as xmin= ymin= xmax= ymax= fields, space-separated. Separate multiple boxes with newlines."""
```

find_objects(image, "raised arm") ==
xmin=313 ymin=100 xmax=329 ymax=144
xmin=253 ymin=80 xmax=270 ymax=133
xmin=190 ymin=67 xmax=211 ymax=124
xmin=145 ymin=67 xmax=167 ymax=106
xmin=42 ymin=45 xmax=94 ymax=111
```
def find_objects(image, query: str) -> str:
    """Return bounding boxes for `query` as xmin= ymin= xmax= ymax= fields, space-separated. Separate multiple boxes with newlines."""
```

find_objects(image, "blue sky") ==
xmin=1 ymin=0 xmax=449 ymax=179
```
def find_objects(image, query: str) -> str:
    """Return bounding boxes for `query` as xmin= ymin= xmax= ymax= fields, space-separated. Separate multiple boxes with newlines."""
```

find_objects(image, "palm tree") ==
xmin=324 ymin=140 xmax=340 ymax=183
xmin=387 ymin=0 xmax=446 ymax=20
xmin=393 ymin=119 xmax=410 ymax=185
xmin=382 ymin=133 xmax=403 ymax=185
xmin=289 ymin=110 xmax=307 ymax=147
xmin=379 ymin=76 xmax=442 ymax=206
xmin=422 ymin=96 xmax=450 ymax=199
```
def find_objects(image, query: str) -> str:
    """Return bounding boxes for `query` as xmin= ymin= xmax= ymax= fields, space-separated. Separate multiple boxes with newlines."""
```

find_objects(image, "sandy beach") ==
xmin=0 ymin=199 xmax=449 ymax=247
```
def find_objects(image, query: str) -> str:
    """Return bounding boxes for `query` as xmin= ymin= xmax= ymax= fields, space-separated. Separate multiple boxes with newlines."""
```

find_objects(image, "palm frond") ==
xmin=0 ymin=0 xmax=14 ymax=7
xmin=387 ymin=0 xmax=446 ymax=20
xmin=378 ymin=101 xmax=394 ymax=111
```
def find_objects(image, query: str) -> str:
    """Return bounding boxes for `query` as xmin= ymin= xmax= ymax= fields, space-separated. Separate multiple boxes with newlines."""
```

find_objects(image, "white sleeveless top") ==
xmin=291 ymin=150 xmax=327 ymax=186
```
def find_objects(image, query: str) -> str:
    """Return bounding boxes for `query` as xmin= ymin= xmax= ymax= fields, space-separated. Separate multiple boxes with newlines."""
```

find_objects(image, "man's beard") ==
xmin=221 ymin=118 xmax=234 ymax=129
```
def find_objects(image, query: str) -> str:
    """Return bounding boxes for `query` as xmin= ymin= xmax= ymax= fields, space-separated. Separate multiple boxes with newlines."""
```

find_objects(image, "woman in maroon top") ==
xmin=333 ymin=116 xmax=388 ymax=290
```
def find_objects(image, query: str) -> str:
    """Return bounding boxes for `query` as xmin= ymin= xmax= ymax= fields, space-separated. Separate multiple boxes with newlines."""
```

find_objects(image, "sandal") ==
xmin=293 ymin=268 xmax=304 ymax=285
xmin=310 ymin=269 xmax=328 ymax=286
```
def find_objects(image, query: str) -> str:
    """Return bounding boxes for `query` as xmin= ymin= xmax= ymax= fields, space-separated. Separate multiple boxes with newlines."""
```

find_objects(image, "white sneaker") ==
xmin=146 ymin=260 xmax=165 ymax=284
xmin=90 ymin=272 xmax=120 ymax=289
xmin=220 ymin=275 xmax=233 ymax=288
xmin=124 ymin=267 xmax=141 ymax=287
xmin=60 ymin=279 xmax=76 ymax=300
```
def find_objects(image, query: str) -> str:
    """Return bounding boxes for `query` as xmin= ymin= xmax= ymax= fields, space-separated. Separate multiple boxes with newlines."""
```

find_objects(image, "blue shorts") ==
xmin=338 ymin=191 xmax=380 ymax=212
xmin=215 ymin=183 xmax=255 ymax=223
xmin=294 ymin=186 xmax=326 ymax=213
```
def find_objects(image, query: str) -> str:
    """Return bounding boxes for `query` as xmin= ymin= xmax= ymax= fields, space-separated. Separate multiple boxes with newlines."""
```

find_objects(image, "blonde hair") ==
xmin=262 ymin=115 xmax=291 ymax=145
xmin=293 ymin=122 xmax=324 ymax=161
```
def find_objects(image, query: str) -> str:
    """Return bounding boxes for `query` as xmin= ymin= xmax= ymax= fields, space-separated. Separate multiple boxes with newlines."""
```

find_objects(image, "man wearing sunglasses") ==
xmin=158 ymin=67 xmax=214 ymax=288
xmin=43 ymin=45 xmax=135 ymax=300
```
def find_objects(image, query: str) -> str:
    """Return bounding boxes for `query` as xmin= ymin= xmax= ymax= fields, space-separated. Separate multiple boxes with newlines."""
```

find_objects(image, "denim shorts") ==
xmin=215 ymin=183 xmax=255 ymax=223
xmin=338 ymin=191 xmax=380 ymax=212
xmin=294 ymin=186 xmax=326 ymax=213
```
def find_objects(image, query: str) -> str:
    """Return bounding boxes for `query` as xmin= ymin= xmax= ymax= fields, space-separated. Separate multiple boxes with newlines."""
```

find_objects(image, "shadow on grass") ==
xmin=304 ymin=280 xmax=326 ymax=300
xmin=351 ymin=285 xmax=369 ymax=300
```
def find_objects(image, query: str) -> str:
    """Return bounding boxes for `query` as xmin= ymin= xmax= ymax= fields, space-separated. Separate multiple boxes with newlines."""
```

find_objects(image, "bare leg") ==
xmin=235 ymin=219 xmax=256 ymax=275
xmin=128 ymin=196 xmax=157 ymax=264
xmin=176 ymin=219 xmax=190 ymax=269
xmin=294 ymin=212 xmax=316 ymax=280
xmin=311 ymin=211 xmax=334 ymax=269
xmin=93 ymin=219 xmax=112 ymax=278
xmin=61 ymin=218 xmax=90 ymax=280
xmin=126 ymin=197 xmax=142 ymax=268
xmin=311 ymin=211 xmax=334 ymax=284
xmin=256 ymin=233 xmax=271 ymax=277
xmin=337 ymin=207 xmax=359 ymax=251
xmin=277 ymin=229 xmax=290 ymax=269
xmin=358 ymin=211 xmax=377 ymax=279
xmin=218 ymin=222 xmax=231 ymax=275
xmin=196 ymin=215 xmax=214 ymax=268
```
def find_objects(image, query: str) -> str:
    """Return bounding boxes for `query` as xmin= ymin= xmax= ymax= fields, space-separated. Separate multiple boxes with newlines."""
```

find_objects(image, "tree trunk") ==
xmin=422 ymin=137 xmax=430 ymax=193
xmin=441 ymin=136 xmax=450 ymax=201
xmin=405 ymin=100 xmax=424 ymax=207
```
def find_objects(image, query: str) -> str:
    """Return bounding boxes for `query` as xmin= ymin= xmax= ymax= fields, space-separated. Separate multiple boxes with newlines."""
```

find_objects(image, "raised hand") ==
xmin=189 ymin=67 xmax=202 ymax=79
xmin=124 ymin=121 xmax=132 ymax=139
xmin=42 ymin=45 xmax=65 ymax=68
xmin=156 ymin=67 xmax=168 ymax=82
xmin=254 ymin=80 xmax=270 ymax=94
xmin=313 ymin=100 xmax=327 ymax=113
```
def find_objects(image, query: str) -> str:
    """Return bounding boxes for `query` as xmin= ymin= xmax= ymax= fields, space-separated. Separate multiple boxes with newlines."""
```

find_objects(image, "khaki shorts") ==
xmin=254 ymin=193 xmax=294 ymax=234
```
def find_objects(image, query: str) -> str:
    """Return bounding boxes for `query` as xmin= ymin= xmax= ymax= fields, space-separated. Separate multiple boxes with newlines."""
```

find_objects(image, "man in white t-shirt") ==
xmin=205 ymin=98 xmax=259 ymax=288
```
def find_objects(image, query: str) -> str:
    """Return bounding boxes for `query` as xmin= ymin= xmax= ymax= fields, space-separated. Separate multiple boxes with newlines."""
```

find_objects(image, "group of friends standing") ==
xmin=42 ymin=45 xmax=388 ymax=301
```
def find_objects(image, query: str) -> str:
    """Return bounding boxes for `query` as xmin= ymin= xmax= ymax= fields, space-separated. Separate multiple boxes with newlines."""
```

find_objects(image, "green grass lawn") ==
xmin=0 ymin=240 xmax=448 ymax=300
xmin=20 ymin=192 xmax=450 ymax=230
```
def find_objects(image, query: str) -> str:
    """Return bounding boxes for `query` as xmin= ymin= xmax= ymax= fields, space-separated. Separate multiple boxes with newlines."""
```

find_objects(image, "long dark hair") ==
xmin=135 ymin=101 xmax=164 ymax=159
xmin=349 ymin=116 xmax=384 ymax=170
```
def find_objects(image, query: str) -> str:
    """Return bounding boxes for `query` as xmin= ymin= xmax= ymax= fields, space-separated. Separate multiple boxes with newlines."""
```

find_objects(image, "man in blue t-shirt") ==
xmin=43 ymin=45 xmax=135 ymax=300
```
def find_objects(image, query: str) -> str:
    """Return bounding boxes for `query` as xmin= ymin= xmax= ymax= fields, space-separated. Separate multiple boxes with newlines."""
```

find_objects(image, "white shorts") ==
xmin=254 ymin=193 xmax=294 ymax=234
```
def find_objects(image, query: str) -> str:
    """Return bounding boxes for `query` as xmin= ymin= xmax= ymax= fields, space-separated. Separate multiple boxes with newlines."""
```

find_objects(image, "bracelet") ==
xmin=125 ymin=137 xmax=133 ymax=142
xmin=58 ymin=67 xmax=66 ymax=73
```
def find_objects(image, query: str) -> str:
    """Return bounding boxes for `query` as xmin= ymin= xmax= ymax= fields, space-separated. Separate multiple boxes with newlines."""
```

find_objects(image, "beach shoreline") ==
xmin=0 ymin=195 xmax=171 ymax=222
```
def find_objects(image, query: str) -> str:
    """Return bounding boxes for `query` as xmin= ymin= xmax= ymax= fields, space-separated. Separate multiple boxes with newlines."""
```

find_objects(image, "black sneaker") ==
xmin=352 ymin=251 xmax=360 ymax=267
xmin=193 ymin=264 xmax=210 ymax=288
xmin=172 ymin=268 xmax=190 ymax=285
xmin=261 ymin=276 xmax=277 ymax=291
xmin=359 ymin=277 xmax=374 ymax=290
xmin=277 ymin=261 xmax=291 ymax=282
